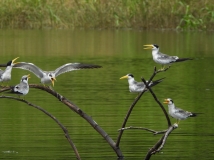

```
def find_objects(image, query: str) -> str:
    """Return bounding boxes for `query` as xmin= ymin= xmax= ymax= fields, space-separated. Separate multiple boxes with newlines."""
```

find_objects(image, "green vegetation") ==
xmin=0 ymin=0 xmax=214 ymax=30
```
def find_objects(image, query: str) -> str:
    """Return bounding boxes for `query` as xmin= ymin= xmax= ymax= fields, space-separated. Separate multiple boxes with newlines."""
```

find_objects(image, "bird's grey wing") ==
xmin=13 ymin=62 xmax=44 ymax=78
xmin=135 ymin=81 xmax=145 ymax=88
xmin=157 ymin=52 xmax=178 ymax=61
xmin=175 ymin=107 xmax=190 ymax=116
xmin=134 ymin=81 xmax=146 ymax=91
xmin=54 ymin=63 xmax=102 ymax=77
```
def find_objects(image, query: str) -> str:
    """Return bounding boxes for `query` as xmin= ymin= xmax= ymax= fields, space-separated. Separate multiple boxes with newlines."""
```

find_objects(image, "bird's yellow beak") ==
xmin=12 ymin=57 xmax=19 ymax=64
xmin=120 ymin=75 xmax=128 ymax=80
xmin=51 ymin=77 xmax=56 ymax=86
xmin=163 ymin=99 xmax=169 ymax=104
xmin=144 ymin=44 xmax=153 ymax=50
xmin=27 ymin=74 xmax=31 ymax=79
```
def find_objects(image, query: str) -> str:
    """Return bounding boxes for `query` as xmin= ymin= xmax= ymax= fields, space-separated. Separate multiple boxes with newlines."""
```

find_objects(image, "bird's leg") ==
xmin=161 ymin=65 xmax=165 ymax=70
xmin=158 ymin=65 xmax=165 ymax=71
xmin=175 ymin=119 xmax=180 ymax=125
xmin=177 ymin=120 xmax=180 ymax=125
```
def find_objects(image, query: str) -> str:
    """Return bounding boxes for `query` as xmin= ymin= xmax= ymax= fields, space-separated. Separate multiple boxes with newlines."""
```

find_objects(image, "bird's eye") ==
xmin=154 ymin=44 xmax=159 ymax=48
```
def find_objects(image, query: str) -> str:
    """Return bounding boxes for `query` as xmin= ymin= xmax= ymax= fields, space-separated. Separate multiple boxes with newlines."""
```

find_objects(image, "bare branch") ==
xmin=0 ymin=84 xmax=123 ymax=157
xmin=145 ymin=124 xmax=178 ymax=160
xmin=153 ymin=124 xmax=178 ymax=153
xmin=0 ymin=95 xmax=81 ymax=160
xmin=118 ymin=126 xmax=167 ymax=135
xmin=116 ymin=66 xmax=170 ymax=148
xmin=116 ymin=90 xmax=147 ymax=147
xmin=141 ymin=68 xmax=171 ymax=127
xmin=28 ymin=84 xmax=124 ymax=158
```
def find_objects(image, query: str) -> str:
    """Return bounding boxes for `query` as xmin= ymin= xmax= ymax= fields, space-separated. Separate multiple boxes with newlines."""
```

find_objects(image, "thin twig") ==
xmin=118 ymin=126 xmax=167 ymax=135
xmin=144 ymin=124 xmax=178 ymax=160
xmin=0 ymin=95 xmax=81 ymax=160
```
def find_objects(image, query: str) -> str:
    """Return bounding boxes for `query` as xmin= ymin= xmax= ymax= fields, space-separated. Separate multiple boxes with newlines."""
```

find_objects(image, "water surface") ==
xmin=0 ymin=29 xmax=214 ymax=159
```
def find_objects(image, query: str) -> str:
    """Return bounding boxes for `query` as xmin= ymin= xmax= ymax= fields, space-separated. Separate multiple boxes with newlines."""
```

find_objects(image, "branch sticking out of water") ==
xmin=116 ymin=66 xmax=170 ymax=148
xmin=144 ymin=124 xmax=178 ymax=160
xmin=0 ymin=95 xmax=81 ymax=160
xmin=29 ymin=84 xmax=124 ymax=158
xmin=0 ymin=84 xmax=124 ymax=158
xmin=141 ymin=77 xmax=171 ymax=127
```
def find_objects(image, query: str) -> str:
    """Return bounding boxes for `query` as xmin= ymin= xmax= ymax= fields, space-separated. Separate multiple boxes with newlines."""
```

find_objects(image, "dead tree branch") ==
xmin=30 ymin=85 xmax=124 ymax=158
xmin=0 ymin=85 xmax=123 ymax=158
xmin=144 ymin=124 xmax=178 ymax=160
xmin=0 ymin=95 xmax=81 ymax=160
xmin=142 ymin=77 xmax=171 ymax=127
xmin=116 ymin=66 xmax=170 ymax=148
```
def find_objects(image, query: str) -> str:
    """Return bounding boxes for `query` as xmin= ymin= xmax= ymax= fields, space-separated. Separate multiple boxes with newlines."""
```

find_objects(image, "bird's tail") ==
xmin=149 ymin=77 xmax=165 ymax=88
xmin=175 ymin=58 xmax=193 ymax=63
xmin=190 ymin=112 xmax=203 ymax=117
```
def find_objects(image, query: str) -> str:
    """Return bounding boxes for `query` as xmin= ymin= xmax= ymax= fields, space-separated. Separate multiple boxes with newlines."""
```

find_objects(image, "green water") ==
xmin=0 ymin=29 xmax=214 ymax=159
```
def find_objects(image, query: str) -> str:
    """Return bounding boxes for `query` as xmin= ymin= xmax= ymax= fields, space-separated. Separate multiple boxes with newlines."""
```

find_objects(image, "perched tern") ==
xmin=144 ymin=44 xmax=193 ymax=70
xmin=0 ymin=57 xmax=19 ymax=86
xmin=120 ymin=73 xmax=165 ymax=93
xmin=13 ymin=62 xmax=102 ymax=86
xmin=10 ymin=74 xmax=30 ymax=98
xmin=163 ymin=98 xmax=196 ymax=124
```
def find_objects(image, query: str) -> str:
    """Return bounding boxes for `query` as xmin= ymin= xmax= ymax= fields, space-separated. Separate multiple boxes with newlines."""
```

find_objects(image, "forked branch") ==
xmin=144 ymin=124 xmax=178 ymax=160
xmin=116 ymin=66 xmax=170 ymax=148
xmin=118 ymin=126 xmax=167 ymax=135
xmin=0 ymin=85 xmax=123 ymax=158
xmin=142 ymin=77 xmax=171 ymax=127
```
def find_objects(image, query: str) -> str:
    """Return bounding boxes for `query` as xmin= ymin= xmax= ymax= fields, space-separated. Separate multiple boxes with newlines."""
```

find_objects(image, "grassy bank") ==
xmin=0 ymin=0 xmax=214 ymax=30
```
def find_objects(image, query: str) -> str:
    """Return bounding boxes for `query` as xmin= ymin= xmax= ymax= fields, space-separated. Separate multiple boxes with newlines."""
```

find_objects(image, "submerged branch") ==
xmin=0 ymin=95 xmax=81 ymax=160
xmin=145 ymin=124 xmax=178 ymax=160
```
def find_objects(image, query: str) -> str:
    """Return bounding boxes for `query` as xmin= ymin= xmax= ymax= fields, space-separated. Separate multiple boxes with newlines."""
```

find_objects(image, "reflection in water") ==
xmin=0 ymin=29 xmax=214 ymax=159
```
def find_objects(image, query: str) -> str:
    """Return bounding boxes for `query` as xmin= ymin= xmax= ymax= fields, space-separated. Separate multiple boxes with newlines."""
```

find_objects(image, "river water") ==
xmin=0 ymin=29 xmax=213 ymax=159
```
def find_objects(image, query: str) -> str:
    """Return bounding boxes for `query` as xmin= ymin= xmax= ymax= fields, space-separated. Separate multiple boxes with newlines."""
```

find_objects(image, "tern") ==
xmin=0 ymin=57 xmax=19 ymax=86
xmin=163 ymin=98 xmax=196 ymax=124
xmin=13 ymin=62 xmax=102 ymax=86
xmin=10 ymin=74 xmax=30 ymax=98
xmin=144 ymin=44 xmax=193 ymax=70
xmin=120 ymin=73 xmax=165 ymax=93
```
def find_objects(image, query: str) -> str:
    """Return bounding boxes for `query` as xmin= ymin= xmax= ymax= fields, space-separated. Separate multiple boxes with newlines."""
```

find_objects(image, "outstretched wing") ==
xmin=13 ymin=62 xmax=44 ymax=78
xmin=53 ymin=63 xmax=102 ymax=77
